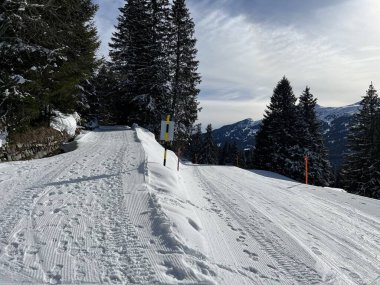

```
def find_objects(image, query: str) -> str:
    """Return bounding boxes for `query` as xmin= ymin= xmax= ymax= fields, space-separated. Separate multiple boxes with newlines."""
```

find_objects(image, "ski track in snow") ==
xmin=183 ymin=165 xmax=380 ymax=285
xmin=0 ymin=126 xmax=379 ymax=285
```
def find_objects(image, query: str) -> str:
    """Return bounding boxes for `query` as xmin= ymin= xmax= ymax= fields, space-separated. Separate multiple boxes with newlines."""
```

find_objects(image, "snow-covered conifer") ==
xmin=298 ymin=87 xmax=333 ymax=186
xmin=253 ymin=77 xmax=301 ymax=178
xmin=200 ymin=124 xmax=218 ymax=165
xmin=170 ymin=0 xmax=201 ymax=146
xmin=341 ymin=83 xmax=380 ymax=198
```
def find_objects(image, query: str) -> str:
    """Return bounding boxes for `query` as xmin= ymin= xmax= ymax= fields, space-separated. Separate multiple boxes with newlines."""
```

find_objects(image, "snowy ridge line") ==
xmin=135 ymin=127 xmax=218 ymax=285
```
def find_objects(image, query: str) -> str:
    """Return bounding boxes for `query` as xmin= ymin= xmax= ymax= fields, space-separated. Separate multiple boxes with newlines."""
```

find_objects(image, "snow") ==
xmin=0 ymin=129 xmax=8 ymax=147
xmin=12 ymin=75 xmax=27 ymax=84
xmin=50 ymin=111 xmax=80 ymax=137
xmin=0 ymin=126 xmax=379 ymax=284
xmin=315 ymin=103 xmax=360 ymax=124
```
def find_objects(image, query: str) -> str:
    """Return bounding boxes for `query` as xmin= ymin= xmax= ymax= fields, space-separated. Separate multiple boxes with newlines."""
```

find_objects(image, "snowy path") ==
xmin=0 ymin=127 xmax=157 ymax=284
xmin=0 ymin=126 xmax=379 ymax=284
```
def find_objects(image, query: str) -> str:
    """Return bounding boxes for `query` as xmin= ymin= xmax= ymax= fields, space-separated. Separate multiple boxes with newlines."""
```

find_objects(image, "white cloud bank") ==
xmin=93 ymin=0 xmax=380 ymax=128
xmin=189 ymin=0 xmax=380 ymax=127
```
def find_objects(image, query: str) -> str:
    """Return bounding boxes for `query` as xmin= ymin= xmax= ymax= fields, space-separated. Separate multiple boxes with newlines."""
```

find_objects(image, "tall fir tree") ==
xmin=298 ymin=87 xmax=333 ymax=186
xmin=48 ymin=0 xmax=100 ymax=114
xmin=150 ymin=0 xmax=172 ymax=134
xmin=189 ymin=123 xmax=202 ymax=163
xmin=0 ymin=0 xmax=58 ymax=130
xmin=170 ymin=0 xmax=201 ymax=147
xmin=0 ymin=0 xmax=99 ymax=131
xmin=340 ymin=83 xmax=380 ymax=198
xmin=253 ymin=77 xmax=302 ymax=178
xmin=110 ymin=0 xmax=154 ymax=126
xmin=90 ymin=62 xmax=119 ymax=124
xmin=110 ymin=0 xmax=173 ymax=133
xmin=199 ymin=124 xmax=218 ymax=165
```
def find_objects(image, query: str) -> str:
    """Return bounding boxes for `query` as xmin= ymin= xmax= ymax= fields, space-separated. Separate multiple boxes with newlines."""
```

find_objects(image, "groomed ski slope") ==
xmin=0 ymin=126 xmax=379 ymax=284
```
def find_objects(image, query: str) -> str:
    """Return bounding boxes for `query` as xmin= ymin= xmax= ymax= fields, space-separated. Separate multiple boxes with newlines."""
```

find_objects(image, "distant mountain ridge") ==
xmin=212 ymin=103 xmax=360 ymax=170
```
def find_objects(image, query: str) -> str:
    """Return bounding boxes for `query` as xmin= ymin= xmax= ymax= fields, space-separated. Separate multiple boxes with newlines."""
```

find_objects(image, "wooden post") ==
xmin=163 ymin=115 xmax=170 ymax=166
xmin=177 ymin=148 xmax=181 ymax=171
xmin=304 ymin=154 xmax=308 ymax=185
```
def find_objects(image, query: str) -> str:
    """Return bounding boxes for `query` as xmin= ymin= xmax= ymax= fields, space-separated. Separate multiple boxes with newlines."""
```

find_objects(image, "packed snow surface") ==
xmin=0 ymin=127 xmax=379 ymax=284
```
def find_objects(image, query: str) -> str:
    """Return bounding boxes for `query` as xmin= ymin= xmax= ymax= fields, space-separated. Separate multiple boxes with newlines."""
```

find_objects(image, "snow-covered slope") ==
xmin=0 ymin=127 xmax=379 ymax=284
xmin=315 ymin=103 xmax=359 ymax=125
xmin=212 ymin=118 xmax=261 ymax=149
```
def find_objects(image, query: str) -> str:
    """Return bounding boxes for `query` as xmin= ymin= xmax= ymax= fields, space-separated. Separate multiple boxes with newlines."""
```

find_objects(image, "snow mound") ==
xmin=50 ymin=111 xmax=80 ymax=136
xmin=136 ymin=127 xmax=216 ymax=284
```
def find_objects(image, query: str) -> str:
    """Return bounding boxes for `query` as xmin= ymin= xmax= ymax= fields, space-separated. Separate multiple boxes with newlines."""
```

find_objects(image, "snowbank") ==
xmin=136 ymin=127 xmax=216 ymax=284
xmin=50 ymin=111 xmax=80 ymax=137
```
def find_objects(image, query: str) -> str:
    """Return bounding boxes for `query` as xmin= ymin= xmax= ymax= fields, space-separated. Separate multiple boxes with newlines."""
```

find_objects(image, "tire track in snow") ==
xmin=194 ymin=167 xmax=323 ymax=284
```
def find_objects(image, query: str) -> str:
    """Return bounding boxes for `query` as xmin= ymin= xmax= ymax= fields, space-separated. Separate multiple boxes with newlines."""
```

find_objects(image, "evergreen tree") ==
xmin=47 ymin=0 xmax=100 ymax=114
xmin=199 ymin=124 xmax=218 ymax=164
xmin=110 ymin=0 xmax=154 ymax=126
xmin=110 ymin=0 xmax=172 ymax=132
xmin=0 ymin=0 xmax=99 ymax=131
xmin=90 ymin=63 xmax=119 ymax=124
xmin=170 ymin=0 xmax=201 ymax=146
xmin=253 ymin=77 xmax=301 ymax=178
xmin=189 ymin=123 xmax=202 ymax=163
xmin=0 ymin=0 xmax=58 ymax=130
xmin=298 ymin=87 xmax=333 ymax=186
xmin=340 ymin=83 xmax=380 ymax=198
xmin=150 ymin=0 xmax=172 ymax=134
xmin=367 ymin=111 xmax=380 ymax=198
xmin=219 ymin=143 xmax=229 ymax=165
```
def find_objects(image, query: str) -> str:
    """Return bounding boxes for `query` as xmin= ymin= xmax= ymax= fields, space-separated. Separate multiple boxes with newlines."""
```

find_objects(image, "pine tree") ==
xmin=298 ymin=87 xmax=333 ymax=186
xmin=341 ymin=83 xmax=380 ymax=198
xmin=0 ymin=0 xmax=99 ymax=131
xmin=367 ymin=111 xmax=380 ymax=198
xmin=90 ymin=63 xmax=119 ymax=124
xmin=47 ymin=0 xmax=100 ymax=114
xmin=150 ymin=0 xmax=172 ymax=134
xmin=170 ymin=0 xmax=201 ymax=146
xmin=253 ymin=77 xmax=301 ymax=178
xmin=189 ymin=123 xmax=202 ymax=163
xmin=0 ymin=0 xmax=58 ymax=130
xmin=199 ymin=124 xmax=218 ymax=165
xmin=110 ymin=0 xmax=154 ymax=125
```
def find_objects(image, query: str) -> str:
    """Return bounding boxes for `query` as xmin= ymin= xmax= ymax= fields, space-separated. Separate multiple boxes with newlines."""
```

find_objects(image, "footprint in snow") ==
xmin=311 ymin=247 xmax=322 ymax=256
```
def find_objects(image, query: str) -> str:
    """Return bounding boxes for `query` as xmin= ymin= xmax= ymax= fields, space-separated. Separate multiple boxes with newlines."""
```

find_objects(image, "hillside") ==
xmin=212 ymin=103 xmax=360 ymax=169
xmin=0 ymin=127 xmax=379 ymax=284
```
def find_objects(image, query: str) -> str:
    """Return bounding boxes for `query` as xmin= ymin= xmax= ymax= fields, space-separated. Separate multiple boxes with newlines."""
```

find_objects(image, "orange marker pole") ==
xmin=304 ymin=155 xmax=308 ymax=185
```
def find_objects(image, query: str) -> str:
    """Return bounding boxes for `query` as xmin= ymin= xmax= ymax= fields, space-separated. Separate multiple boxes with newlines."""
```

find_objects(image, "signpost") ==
xmin=160 ymin=115 xmax=175 ymax=166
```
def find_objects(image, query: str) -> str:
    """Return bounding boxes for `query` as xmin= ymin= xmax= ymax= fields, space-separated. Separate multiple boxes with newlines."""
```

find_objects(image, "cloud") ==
xmin=92 ymin=0 xmax=380 ymax=127
xmin=186 ymin=0 xmax=380 ymax=127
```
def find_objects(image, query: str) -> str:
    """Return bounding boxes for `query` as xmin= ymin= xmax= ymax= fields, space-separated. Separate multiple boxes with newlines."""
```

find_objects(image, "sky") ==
xmin=93 ymin=0 xmax=380 ymax=129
